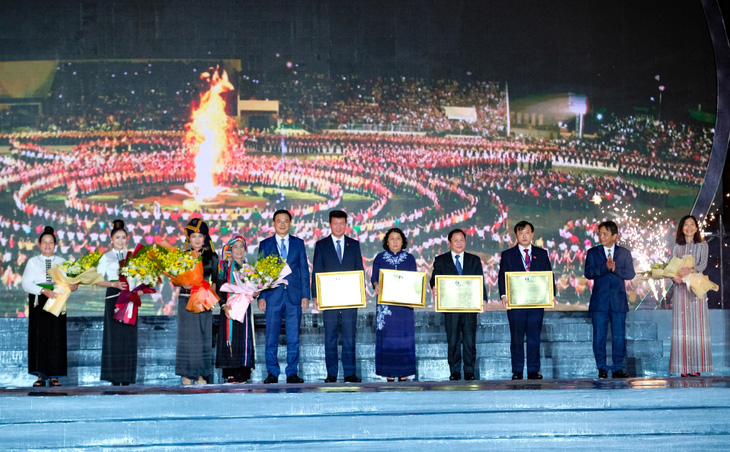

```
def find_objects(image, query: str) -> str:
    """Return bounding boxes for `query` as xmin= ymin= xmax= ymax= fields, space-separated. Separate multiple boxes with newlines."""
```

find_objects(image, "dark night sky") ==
xmin=0 ymin=0 xmax=723 ymax=119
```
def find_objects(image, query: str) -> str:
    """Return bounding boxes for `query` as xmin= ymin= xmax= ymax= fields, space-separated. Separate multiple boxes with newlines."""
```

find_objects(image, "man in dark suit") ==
xmin=498 ymin=220 xmax=556 ymax=380
xmin=429 ymin=228 xmax=487 ymax=381
xmin=584 ymin=220 xmax=636 ymax=379
xmin=312 ymin=210 xmax=364 ymax=383
xmin=257 ymin=210 xmax=310 ymax=384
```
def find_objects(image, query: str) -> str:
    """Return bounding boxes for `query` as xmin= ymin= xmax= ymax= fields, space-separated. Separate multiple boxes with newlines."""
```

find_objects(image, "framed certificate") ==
xmin=316 ymin=271 xmax=366 ymax=310
xmin=434 ymin=275 xmax=484 ymax=312
xmin=378 ymin=269 xmax=427 ymax=307
xmin=505 ymin=271 xmax=554 ymax=309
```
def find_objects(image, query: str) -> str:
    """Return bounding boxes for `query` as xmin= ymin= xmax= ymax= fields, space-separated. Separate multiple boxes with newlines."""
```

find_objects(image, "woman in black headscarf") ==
xmin=175 ymin=218 xmax=219 ymax=385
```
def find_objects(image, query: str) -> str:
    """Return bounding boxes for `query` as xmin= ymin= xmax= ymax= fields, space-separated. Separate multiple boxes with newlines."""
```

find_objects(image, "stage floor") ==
xmin=2 ymin=377 xmax=730 ymax=450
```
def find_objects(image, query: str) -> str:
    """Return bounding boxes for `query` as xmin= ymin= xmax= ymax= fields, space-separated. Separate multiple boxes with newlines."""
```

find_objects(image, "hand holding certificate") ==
xmin=434 ymin=275 xmax=484 ymax=312
xmin=378 ymin=269 xmax=427 ymax=307
xmin=316 ymin=271 xmax=366 ymax=310
xmin=505 ymin=271 xmax=555 ymax=309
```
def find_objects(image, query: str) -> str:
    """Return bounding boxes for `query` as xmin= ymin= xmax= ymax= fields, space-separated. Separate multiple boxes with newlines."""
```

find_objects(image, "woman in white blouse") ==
xmin=96 ymin=219 xmax=138 ymax=385
xmin=22 ymin=226 xmax=78 ymax=387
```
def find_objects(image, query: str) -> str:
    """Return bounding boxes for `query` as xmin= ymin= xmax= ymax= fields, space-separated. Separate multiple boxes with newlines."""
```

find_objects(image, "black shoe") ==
xmin=511 ymin=372 xmax=523 ymax=380
xmin=324 ymin=375 xmax=337 ymax=383
xmin=612 ymin=369 xmax=629 ymax=379
xmin=344 ymin=375 xmax=361 ymax=383
xmin=286 ymin=374 xmax=304 ymax=384
xmin=598 ymin=369 xmax=609 ymax=379
xmin=464 ymin=372 xmax=476 ymax=381
xmin=449 ymin=373 xmax=461 ymax=381
xmin=527 ymin=372 xmax=543 ymax=380
xmin=263 ymin=374 xmax=279 ymax=384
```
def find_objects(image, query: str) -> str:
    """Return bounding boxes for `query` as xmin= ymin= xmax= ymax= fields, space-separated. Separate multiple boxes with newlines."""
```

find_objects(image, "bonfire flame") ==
xmin=184 ymin=65 xmax=236 ymax=201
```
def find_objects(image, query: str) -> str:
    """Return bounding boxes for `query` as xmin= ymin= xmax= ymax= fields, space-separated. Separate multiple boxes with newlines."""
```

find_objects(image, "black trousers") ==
xmin=444 ymin=312 xmax=477 ymax=375
xmin=507 ymin=308 xmax=544 ymax=373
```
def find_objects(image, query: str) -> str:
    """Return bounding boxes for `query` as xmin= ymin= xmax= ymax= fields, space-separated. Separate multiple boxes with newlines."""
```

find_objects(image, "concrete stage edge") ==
xmin=1 ymin=377 xmax=729 ymax=450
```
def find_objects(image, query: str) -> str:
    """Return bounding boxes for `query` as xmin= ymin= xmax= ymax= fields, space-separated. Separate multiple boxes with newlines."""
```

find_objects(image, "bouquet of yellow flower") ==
xmin=641 ymin=254 xmax=718 ymax=299
xmin=116 ymin=244 xmax=160 ymax=325
xmin=59 ymin=250 xmax=104 ymax=278
xmin=120 ymin=245 xmax=162 ymax=287
xmin=219 ymin=253 xmax=292 ymax=322
xmin=148 ymin=242 xmax=201 ymax=277
xmin=148 ymin=241 xmax=219 ymax=313
xmin=45 ymin=249 xmax=105 ymax=316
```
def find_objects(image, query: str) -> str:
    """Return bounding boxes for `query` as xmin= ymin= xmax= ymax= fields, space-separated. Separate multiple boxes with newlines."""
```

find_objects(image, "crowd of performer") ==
xmin=22 ymin=210 xmax=713 ymax=387
xmin=0 ymin=121 xmax=710 ymax=313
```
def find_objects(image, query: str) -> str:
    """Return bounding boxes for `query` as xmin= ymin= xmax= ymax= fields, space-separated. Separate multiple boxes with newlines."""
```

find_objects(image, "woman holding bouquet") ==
xmin=669 ymin=215 xmax=713 ymax=377
xmin=371 ymin=228 xmax=417 ymax=382
xmin=96 ymin=219 xmax=136 ymax=386
xmin=176 ymin=218 xmax=219 ymax=385
xmin=21 ymin=226 xmax=78 ymax=387
xmin=216 ymin=236 xmax=255 ymax=383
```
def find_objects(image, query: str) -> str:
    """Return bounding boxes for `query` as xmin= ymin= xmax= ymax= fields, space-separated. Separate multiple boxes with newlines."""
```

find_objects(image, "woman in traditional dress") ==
xmin=669 ymin=215 xmax=713 ymax=377
xmin=215 ymin=236 xmax=255 ymax=383
xmin=22 ymin=226 xmax=78 ymax=387
xmin=96 ymin=219 xmax=137 ymax=385
xmin=175 ymin=218 xmax=219 ymax=385
xmin=371 ymin=227 xmax=417 ymax=381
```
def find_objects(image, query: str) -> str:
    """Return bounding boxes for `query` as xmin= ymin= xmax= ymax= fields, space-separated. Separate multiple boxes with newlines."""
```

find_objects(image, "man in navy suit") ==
xmin=429 ymin=229 xmax=487 ymax=381
xmin=584 ymin=220 xmax=636 ymax=379
xmin=257 ymin=210 xmax=311 ymax=384
xmin=312 ymin=210 xmax=364 ymax=383
xmin=498 ymin=220 xmax=556 ymax=380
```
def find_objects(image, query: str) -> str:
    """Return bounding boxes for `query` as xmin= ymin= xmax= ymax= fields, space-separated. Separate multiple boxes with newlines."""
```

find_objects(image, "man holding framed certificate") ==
xmin=429 ymin=228 xmax=487 ymax=381
xmin=498 ymin=221 xmax=556 ymax=381
xmin=311 ymin=210 xmax=365 ymax=383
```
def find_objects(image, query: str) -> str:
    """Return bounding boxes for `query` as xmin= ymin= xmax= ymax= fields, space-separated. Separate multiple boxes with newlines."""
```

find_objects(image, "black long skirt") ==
xmin=215 ymin=309 xmax=254 ymax=379
xmin=101 ymin=287 xmax=138 ymax=384
xmin=28 ymin=294 xmax=67 ymax=378
xmin=176 ymin=292 xmax=213 ymax=382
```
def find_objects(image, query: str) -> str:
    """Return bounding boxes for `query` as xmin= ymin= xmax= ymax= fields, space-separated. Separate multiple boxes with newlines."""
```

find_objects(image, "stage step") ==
xmin=0 ymin=385 xmax=728 ymax=450
xmin=0 ymin=311 xmax=669 ymax=387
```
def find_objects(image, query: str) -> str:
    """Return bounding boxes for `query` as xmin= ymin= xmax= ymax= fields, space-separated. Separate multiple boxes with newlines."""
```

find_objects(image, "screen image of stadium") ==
xmin=0 ymin=2 xmax=720 ymax=317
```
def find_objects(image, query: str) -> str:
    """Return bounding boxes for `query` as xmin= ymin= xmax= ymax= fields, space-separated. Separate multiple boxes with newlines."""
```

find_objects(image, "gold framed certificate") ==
xmin=378 ymin=269 xmax=427 ymax=307
xmin=434 ymin=275 xmax=484 ymax=312
xmin=316 ymin=271 xmax=366 ymax=310
xmin=505 ymin=271 xmax=554 ymax=309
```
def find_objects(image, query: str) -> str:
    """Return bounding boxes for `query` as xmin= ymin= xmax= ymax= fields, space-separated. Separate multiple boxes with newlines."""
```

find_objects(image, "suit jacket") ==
xmin=311 ymin=235 xmax=364 ymax=299
xmin=257 ymin=235 xmax=310 ymax=305
xmin=429 ymin=252 xmax=487 ymax=301
xmin=584 ymin=245 xmax=636 ymax=312
xmin=498 ymin=245 xmax=556 ymax=298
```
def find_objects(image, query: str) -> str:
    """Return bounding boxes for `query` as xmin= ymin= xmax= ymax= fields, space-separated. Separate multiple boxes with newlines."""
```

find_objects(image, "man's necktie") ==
xmin=280 ymin=239 xmax=288 ymax=260
xmin=336 ymin=240 xmax=343 ymax=263
xmin=455 ymin=255 xmax=463 ymax=275
xmin=524 ymin=249 xmax=531 ymax=271
xmin=607 ymin=249 xmax=612 ymax=259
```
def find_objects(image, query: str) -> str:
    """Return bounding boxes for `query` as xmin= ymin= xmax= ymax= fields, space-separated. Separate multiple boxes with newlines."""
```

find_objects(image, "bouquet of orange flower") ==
xmin=148 ymin=241 xmax=219 ymax=313
xmin=44 ymin=249 xmax=105 ymax=317
xmin=219 ymin=253 xmax=292 ymax=322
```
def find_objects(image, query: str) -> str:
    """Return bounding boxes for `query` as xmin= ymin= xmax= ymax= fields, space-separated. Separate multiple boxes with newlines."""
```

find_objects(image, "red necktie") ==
xmin=524 ymin=249 xmax=531 ymax=271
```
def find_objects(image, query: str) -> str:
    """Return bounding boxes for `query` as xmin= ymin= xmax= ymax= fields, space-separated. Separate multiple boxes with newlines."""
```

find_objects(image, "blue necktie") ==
xmin=336 ymin=239 xmax=343 ymax=263
xmin=280 ymin=239 xmax=288 ymax=260
xmin=455 ymin=255 xmax=463 ymax=276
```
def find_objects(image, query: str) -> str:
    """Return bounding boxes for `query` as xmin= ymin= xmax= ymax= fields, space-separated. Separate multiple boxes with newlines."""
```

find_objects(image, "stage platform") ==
xmin=1 ymin=311 xmax=729 ymax=388
xmin=1 ymin=377 xmax=730 ymax=450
